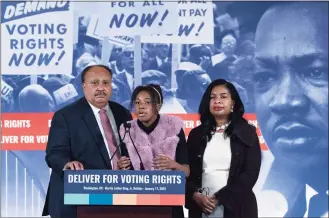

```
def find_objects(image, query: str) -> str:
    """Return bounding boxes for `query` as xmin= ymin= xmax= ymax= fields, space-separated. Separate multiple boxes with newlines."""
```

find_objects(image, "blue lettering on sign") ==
xmin=109 ymin=10 xmax=169 ymax=28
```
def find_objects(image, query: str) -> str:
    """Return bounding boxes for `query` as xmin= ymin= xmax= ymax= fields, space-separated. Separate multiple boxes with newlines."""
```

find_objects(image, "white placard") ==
xmin=53 ymin=83 xmax=78 ymax=105
xmin=87 ymin=16 xmax=134 ymax=47
xmin=141 ymin=0 xmax=214 ymax=44
xmin=91 ymin=1 xmax=178 ymax=37
xmin=1 ymin=80 xmax=14 ymax=102
xmin=1 ymin=1 xmax=74 ymax=75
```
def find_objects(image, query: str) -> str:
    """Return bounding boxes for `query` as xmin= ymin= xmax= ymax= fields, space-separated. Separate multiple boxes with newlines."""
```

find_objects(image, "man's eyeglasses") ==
xmin=113 ymin=48 xmax=122 ymax=53
xmin=123 ymin=51 xmax=134 ymax=57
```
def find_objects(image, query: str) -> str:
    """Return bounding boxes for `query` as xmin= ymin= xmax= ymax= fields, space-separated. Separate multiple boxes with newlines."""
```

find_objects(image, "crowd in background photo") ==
xmin=1 ymin=2 xmax=261 ymax=114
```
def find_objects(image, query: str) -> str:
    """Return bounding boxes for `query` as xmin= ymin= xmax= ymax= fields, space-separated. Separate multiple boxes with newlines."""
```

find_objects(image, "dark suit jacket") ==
xmin=143 ymin=58 xmax=172 ymax=78
xmin=209 ymin=56 xmax=236 ymax=81
xmin=113 ymin=72 xmax=132 ymax=106
xmin=143 ymin=58 xmax=159 ymax=71
xmin=42 ymin=97 xmax=132 ymax=218
xmin=185 ymin=119 xmax=261 ymax=218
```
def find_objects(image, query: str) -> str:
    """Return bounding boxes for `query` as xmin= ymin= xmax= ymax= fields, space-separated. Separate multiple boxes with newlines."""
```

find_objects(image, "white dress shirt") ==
xmin=156 ymin=55 xmax=168 ymax=66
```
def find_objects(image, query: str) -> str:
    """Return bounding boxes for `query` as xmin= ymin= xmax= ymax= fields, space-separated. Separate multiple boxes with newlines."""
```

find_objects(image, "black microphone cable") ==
xmin=126 ymin=122 xmax=145 ymax=170
xmin=110 ymin=122 xmax=129 ymax=162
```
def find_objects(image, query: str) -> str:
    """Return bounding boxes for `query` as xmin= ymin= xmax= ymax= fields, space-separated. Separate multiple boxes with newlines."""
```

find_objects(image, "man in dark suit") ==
xmin=42 ymin=64 xmax=132 ymax=218
xmin=112 ymin=44 xmax=135 ymax=107
xmin=143 ymin=43 xmax=172 ymax=78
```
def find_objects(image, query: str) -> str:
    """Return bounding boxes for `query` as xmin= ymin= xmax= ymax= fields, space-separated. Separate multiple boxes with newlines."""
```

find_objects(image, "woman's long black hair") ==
xmin=198 ymin=79 xmax=247 ymax=141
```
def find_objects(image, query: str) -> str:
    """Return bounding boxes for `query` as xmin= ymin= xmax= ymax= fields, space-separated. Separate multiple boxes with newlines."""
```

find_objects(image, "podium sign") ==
xmin=64 ymin=170 xmax=185 ymax=206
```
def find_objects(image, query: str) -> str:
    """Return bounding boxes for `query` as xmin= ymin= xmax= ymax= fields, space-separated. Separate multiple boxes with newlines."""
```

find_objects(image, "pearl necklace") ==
xmin=216 ymin=122 xmax=230 ymax=132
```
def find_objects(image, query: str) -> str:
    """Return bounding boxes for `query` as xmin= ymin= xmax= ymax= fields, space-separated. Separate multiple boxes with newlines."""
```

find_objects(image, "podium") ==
xmin=63 ymin=170 xmax=185 ymax=218
xmin=77 ymin=205 xmax=172 ymax=218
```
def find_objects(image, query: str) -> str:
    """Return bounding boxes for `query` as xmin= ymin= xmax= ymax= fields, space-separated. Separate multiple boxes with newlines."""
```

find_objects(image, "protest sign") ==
xmin=53 ymin=83 xmax=78 ymax=106
xmin=70 ymin=1 xmax=104 ymax=15
xmin=1 ymin=1 xmax=73 ymax=75
xmin=87 ymin=16 xmax=134 ymax=47
xmin=90 ymin=1 xmax=178 ymax=37
xmin=1 ymin=80 xmax=14 ymax=102
xmin=142 ymin=0 xmax=214 ymax=44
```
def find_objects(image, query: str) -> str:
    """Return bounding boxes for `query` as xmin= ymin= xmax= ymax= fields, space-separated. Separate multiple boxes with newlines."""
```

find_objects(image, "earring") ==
xmin=231 ymin=107 xmax=234 ymax=112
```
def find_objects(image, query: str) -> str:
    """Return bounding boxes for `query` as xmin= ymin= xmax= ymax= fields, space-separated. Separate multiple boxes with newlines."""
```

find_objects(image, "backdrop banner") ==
xmin=1 ymin=1 xmax=328 ymax=217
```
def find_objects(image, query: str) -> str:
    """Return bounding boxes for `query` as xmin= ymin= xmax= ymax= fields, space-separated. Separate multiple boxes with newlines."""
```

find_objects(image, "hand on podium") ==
xmin=118 ymin=156 xmax=131 ymax=170
xmin=153 ymin=154 xmax=190 ymax=177
xmin=64 ymin=161 xmax=84 ymax=170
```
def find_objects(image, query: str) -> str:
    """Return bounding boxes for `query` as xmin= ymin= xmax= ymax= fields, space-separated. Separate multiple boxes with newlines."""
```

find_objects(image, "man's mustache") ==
xmin=95 ymin=91 xmax=106 ymax=96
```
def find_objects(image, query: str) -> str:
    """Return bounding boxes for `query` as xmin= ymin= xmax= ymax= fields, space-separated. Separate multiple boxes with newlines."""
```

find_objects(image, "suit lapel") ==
xmin=80 ymin=98 xmax=112 ymax=169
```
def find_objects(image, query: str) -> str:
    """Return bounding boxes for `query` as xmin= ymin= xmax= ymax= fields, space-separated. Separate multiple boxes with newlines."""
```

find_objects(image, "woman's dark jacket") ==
xmin=185 ymin=119 xmax=261 ymax=218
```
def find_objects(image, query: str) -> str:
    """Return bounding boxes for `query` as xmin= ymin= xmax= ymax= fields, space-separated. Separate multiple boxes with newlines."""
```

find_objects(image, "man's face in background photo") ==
xmin=122 ymin=45 xmax=135 ymax=72
xmin=221 ymin=34 xmax=237 ymax=56
xmin=155 ymin=43 xmax=170 ymax=60
xmin=253 ymin=3 xmax=328 ymax=177
xmin=110 ymin=45 xmax=123 ymax=62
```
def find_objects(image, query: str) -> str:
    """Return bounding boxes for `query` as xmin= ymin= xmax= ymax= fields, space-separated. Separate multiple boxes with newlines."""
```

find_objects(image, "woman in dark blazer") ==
xmin=185 ymin=79 xmax=261 ymax=218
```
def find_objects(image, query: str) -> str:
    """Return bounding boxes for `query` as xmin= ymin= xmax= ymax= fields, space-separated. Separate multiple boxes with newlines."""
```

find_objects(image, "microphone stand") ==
xmin=126 ymin=123 xmax=145 ymax=170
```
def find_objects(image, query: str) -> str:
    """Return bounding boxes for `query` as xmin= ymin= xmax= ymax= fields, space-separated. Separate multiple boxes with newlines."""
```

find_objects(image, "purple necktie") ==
xmin=99 ymin=108 xmax=120 ymax=170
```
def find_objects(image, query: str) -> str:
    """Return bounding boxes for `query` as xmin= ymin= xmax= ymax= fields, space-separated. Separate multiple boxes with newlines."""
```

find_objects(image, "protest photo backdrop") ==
xmin=1 ymin=1 xmax=328 ymax=217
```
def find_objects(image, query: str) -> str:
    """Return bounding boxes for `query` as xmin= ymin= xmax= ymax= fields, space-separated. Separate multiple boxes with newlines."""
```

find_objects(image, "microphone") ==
xmin=126 ymin=122 xmax=145 ymax=170
xmin=123 ymin=121 xmax=130 ymax=129
xmin=109 ymin=122 xmax=129 ymax=164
